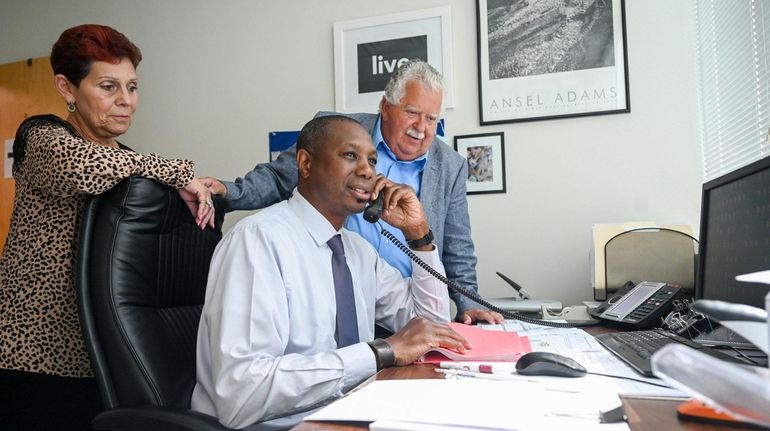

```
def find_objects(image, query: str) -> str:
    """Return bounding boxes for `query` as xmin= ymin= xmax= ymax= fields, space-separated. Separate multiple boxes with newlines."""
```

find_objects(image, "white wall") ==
xmin=1 ymin=0 xmax=702 ymax=306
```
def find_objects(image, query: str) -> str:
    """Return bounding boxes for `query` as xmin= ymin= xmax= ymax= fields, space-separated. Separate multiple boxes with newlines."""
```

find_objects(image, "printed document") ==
xmin=306 ymin=378 xmax=629 ymax=431
xmin=479 ymin=320 xmax=687 ymax=398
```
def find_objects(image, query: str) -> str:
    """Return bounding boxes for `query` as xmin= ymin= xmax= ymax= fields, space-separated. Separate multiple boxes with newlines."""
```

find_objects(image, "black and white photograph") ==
xmin=454 ymin=132 xmax=506 ymax=195
xmin=477 ymin=0 xmax=629 ymax=124
xmin=333 ymin=6 xmax=454 ymax=112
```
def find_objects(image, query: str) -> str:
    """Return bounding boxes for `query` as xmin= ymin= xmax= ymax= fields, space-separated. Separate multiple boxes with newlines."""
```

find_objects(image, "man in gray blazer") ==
xmin=202 ymin=61 xmax=502 ymax=324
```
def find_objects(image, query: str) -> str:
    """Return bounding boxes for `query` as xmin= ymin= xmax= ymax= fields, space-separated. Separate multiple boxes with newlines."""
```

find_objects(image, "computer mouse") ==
xmin=515 ymin=351 xmax=587 ymax=378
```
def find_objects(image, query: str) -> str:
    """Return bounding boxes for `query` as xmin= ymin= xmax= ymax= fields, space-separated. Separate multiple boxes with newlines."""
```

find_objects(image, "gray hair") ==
xmin=383 ymin=60 xmax=446 ymax=108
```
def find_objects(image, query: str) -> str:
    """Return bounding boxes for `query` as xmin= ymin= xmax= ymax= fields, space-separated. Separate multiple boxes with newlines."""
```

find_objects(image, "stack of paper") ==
xmin=418 ymin=322 xmax=531 ymax=363
xmin=305 ymin=378 xmax=628 ymax=430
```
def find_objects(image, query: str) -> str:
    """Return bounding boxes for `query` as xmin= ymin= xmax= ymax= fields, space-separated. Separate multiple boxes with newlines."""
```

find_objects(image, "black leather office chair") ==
xmin=76 ymin=176 xmax=238 ymax=431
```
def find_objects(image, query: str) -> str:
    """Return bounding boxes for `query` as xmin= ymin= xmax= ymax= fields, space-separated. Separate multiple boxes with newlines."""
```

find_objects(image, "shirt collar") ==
xmin=287 ymin=189 xmax=341 ymax=247
xmin=373 ymin=115 xmax=429 ymax=170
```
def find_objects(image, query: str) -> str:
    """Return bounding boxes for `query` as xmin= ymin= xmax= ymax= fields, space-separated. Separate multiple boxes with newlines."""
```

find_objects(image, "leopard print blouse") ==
xmin=0 ymin=115 xmax=195 ymax=377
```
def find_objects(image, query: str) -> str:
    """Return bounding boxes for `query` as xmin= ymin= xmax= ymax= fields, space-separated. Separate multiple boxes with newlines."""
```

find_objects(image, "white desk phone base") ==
xmin=486 ymin=298 xmax=562 ymax=313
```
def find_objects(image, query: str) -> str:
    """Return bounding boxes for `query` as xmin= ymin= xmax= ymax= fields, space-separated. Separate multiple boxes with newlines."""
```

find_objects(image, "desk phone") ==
xmin=597 ymin=281 xmax=682 ymax=329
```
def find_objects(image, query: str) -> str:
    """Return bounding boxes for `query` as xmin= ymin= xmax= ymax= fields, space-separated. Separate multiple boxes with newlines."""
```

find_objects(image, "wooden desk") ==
xmin=294 ymin=326 xmax=750 ymax=431
xmin=293 ymin=364 xmax=746 ymax=431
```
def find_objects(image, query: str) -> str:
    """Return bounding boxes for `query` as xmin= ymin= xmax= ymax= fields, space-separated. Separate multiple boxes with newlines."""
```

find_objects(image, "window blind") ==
xmin=695 ymin=0 xmax=770 ymax=181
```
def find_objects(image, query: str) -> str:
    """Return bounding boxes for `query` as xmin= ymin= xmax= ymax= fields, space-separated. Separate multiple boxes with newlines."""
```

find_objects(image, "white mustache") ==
xmin=406 ymin=128 xmax=425 ymax=140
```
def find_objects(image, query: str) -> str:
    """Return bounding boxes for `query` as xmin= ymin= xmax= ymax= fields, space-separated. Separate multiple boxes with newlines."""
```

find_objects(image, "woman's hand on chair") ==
xmin=179 ymin=178 xmax=215 ymax=229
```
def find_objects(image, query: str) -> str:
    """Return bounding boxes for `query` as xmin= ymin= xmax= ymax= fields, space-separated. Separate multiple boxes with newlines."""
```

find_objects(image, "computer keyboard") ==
xmin=595 ymin=329 xmax=750 ymax=377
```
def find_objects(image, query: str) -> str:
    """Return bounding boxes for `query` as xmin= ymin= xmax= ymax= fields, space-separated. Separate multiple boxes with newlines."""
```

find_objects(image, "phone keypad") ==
xmin=626 ymin=287 xmax=677 ymax=322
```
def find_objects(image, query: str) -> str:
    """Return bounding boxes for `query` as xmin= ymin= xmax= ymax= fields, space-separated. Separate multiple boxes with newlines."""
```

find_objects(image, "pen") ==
xmin=438 ymin=361 xmax=516 ymax=375
xmin=435 ymin=368 xmax=583 ymax=393
xmin=435 ymin=368 xmax=526 ymax=381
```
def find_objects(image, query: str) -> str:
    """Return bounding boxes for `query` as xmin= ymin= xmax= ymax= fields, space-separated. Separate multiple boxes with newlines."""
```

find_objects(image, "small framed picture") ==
xmin=454 ymin=132 xmax=506 ymax=195
xmin=333 ymin=6 xmax=454 ymax=113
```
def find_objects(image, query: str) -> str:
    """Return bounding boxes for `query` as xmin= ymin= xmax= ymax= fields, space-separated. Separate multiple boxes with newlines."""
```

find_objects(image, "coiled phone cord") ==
xmin=379 ymin=227 xmax=573 ymax=328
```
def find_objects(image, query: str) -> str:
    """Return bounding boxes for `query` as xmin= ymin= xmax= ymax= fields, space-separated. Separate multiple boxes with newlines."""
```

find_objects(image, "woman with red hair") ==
xmin=0 ymin=24 xmax=215 ymax=430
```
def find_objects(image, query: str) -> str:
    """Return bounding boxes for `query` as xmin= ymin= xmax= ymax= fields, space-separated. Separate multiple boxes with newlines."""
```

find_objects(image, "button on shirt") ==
xmin=345 ymin=116 xmax=428 ymax=278
xmin=192 ymin=190 xmax=449 ymax=430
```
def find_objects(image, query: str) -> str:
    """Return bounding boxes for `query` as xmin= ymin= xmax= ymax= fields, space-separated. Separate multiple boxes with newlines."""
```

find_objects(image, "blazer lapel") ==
xmin=419 ymin=143 xmax=441 ymax=230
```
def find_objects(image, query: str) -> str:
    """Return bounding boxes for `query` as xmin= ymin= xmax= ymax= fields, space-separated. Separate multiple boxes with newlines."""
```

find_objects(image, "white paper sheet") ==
xmin=306 ymin=379 xmax=628 ymax=431
xmin=479 ymin=321 xmax=687 ymax=398
xmin=736 ymin=270 xmax=770 ymax=285
xmin=4 ymin=139 xmax=13 ymax=179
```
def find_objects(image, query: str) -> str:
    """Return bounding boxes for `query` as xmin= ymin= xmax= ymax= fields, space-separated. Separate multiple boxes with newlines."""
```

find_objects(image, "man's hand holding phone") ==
xmin=368 ymin=177 xmax=432 ymax=250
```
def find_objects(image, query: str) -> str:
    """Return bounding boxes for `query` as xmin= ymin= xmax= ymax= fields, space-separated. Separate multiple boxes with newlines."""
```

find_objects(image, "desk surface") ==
xmin=293 ymin=364 xmax=747 ymax=431
xmin=293 ymin=325 xmax=750 ymax=431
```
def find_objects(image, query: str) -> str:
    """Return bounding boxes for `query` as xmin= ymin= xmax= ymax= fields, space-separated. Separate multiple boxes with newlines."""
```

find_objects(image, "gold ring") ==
xmin=205 ymin=199 xmax=213 ymax=207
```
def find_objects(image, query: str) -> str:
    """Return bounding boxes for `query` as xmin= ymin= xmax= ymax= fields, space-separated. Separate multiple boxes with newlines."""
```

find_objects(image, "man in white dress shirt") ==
xmin=192 ymin=115 xmax=469 ymax=430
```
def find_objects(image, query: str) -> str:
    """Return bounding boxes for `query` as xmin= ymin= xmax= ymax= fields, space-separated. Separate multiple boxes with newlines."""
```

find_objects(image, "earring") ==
xmin=67 ymin=101 xmax=76 ymax=113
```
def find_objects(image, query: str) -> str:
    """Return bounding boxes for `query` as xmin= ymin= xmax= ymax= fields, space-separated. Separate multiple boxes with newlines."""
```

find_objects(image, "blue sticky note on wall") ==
xmin=269 ymin=131 xmax=300 ymax=161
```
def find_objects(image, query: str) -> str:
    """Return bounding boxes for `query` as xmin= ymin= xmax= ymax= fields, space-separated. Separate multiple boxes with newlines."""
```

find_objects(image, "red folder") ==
xmin=417 ymin=322 xmax=532 ymax=363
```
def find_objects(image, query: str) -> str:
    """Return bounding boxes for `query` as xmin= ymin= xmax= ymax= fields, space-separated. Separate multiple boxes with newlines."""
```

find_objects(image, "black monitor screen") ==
xmin=696 ymin=156 xmax=770 ymax=308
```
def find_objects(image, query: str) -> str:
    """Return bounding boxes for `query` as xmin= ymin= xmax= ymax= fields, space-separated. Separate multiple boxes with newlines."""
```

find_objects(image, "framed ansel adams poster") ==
xmin=454 ymin=132 xmax=506 ymax=195
xmin=333 ymin=6 xmax=454 ymax=113
xmin=477 ymin=0 xmax=629 ymax=124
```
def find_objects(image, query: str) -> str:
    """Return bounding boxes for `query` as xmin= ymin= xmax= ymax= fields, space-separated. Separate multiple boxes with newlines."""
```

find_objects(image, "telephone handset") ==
xmin=363 ymin=192 xmax=384 ymax=223
xmin=591 ymin=281 xmax=682 ymax=329
xmin=362 ymin=197 xmax=572 ymax=328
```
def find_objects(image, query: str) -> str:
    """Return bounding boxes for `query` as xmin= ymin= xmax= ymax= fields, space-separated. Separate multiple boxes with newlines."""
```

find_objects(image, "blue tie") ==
xmin=328 ymin=235 xmax=359 ymax=347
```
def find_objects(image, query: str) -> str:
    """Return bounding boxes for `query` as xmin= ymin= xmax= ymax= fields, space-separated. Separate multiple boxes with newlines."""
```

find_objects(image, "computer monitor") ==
xmin=696 ymin=155 xmax=770 ymax=308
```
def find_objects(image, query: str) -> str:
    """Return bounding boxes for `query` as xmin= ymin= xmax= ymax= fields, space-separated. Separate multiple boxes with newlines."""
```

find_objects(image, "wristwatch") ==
xmin=367 ymin=338 xmax=395 ymax=371
xmin=406 ymin=229 xmax=434 ymax=249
